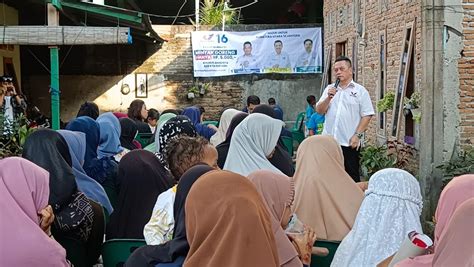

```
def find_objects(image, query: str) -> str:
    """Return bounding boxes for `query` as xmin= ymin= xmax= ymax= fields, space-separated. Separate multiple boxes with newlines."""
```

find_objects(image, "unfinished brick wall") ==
xmin=459 ymin=1 xmax=474 ymax=147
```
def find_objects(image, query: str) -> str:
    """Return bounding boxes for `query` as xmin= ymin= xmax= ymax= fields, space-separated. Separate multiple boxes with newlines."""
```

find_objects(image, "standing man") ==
xmin=1 ymin=76 xmax=26 ymax=121
xmin=265 ymin=40 xmax=291 ymax=69
xmin=316 ymin=56 xmax=374 ymax=182
xmin=235 ymin=41 xmax=260 ymax=71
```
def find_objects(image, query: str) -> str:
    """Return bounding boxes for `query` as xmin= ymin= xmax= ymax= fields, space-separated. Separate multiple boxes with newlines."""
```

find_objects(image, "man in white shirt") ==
xmin=1 ymin=76 xmax=25 ymax=134
xmin=235 ymin=41 xmax=260 ymax=71
xmin=316 ymin=56 xmax=374 ymax=182
xmin=264 ymin=40 xmax=291 ymax=69
xmin=295 ymin=39 xmax=319 ymax=70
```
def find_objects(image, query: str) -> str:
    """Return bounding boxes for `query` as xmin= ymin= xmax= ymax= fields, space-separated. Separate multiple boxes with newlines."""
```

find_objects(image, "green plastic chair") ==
xmin=311 ymin=240 xmax=341 ymax=267
xmin=134 ymin=133 xmax=153 ymax=148
xmin=291 ymin=112 xmax=306 ymax=144
xmin=102 ymin=239 xmax=147 ymax=267
xmin=281 ymin=136 xmax=294 ymax=156
xmin=202 ymin=120 xmax=219 ymax=127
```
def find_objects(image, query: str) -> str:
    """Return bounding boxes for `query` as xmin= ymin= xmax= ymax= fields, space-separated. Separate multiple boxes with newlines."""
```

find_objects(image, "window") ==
xmin=404 ymin=44 xmax=416 ymax=144
xmin=391 ymin=20 xmax=415 ymax=139
xmin=378 ymin=30 xmax=387 ymax=135
xmin=336 ymin=41 xmax=347 ymax=57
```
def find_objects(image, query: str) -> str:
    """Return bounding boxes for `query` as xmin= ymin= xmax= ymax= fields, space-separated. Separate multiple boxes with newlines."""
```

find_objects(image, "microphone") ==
xmin=329 ymin=78 xmax=340 ymax=97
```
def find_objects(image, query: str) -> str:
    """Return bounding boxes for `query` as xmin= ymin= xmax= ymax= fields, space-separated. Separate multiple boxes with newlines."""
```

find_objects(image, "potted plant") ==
xmin=404 ymin=92 xmax=421 ymax=123
xmin=187 ymin=85 xmax=200 ymax=100
xmin=376 ymin=91 xmax=395 ymax=112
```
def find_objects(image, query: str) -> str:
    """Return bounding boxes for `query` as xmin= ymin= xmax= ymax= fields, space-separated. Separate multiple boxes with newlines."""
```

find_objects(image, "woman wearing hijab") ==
xmin=182 ymin=106 xmax=216 ymax=140
xmin=252 ymin=104 xmax=295 ymax=176
xmin=209 ymin=108 xmax=241 ymax=146
xmin=248 ymin=170 xmax=317 ymax=267
xmin=97 ymin=112 xmax=125 ymax=162
xmin=0 ymin=157 xmax=70 ymax=267
xmin=148 ymin=113 xmax=177 ymax=152
xmin=106 ymin=150 xmax=173 ymax=240
xmin=143 ymin=136 xmax=218 ymax=246
xmin=216 ymin=112 xmax=248 ymax=169
xmin=155 ymin=115 xmax=197 ymax=167
xmin=119 ymin=117 xmax=140 ymax=150
xmin=330 ymin=168 xmax=423 ymax=267
xmin=76 ymin=101 xmax=99 ymax=120
xmin=128 ymin=99 xmax=152 ymax=133
xmin=125 ymin=165 xmax=215 ymax=267
xmin=223 ymin=113 xmax=284 ymax=176
xmin=394 ymin=174 xmax=474 ymax=267
xmin=58 ymin=130 xmax=114 ymax=215
xmin=22 ymin=129 xmax=101 ymax=265
xmin=184 ymin=170 xmax=280 ymax=267
xmin=293 ymin=135 xmax=364 ymax=241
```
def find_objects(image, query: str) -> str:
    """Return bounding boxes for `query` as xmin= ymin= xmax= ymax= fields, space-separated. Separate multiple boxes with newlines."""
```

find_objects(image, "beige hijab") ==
xmin=184 ymin=170 xmax=279 ymax=267
xmin=293 ymin=135 xmax=363 ymax=241
xmin=210 ymin=108 xmax=242 ymax=146
xmin=248 ymin=170 xmax=302 ymax=267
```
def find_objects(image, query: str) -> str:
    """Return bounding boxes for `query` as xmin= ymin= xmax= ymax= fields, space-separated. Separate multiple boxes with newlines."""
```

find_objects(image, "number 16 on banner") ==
xmin=217 ymin=34 xmax=228 ymax=43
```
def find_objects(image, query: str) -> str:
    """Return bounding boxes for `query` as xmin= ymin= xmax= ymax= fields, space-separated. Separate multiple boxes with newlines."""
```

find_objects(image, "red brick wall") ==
xmin=459 ymin=1 xmax=474 ymax=147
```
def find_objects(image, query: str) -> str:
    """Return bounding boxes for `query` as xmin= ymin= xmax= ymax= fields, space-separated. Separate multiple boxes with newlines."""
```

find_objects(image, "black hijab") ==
xmin=252 ymin=104 xmax=295 ymax=176
xmin=106 ymin=150 xmax=173 ymax=240
xmin=22 ymin=129 xmax=77 ymax=211
xmin=125 ymin=164 xmax=215 ymax=267
xmin=119 ymin=117 xmax=139 ymax=150
xmin=216 ymin=112 xmax=248 ymax=169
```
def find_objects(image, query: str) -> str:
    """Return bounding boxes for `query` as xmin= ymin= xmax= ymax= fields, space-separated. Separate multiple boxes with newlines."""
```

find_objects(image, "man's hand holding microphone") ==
xmin=328 ymin=78 xmax=340 ymax=98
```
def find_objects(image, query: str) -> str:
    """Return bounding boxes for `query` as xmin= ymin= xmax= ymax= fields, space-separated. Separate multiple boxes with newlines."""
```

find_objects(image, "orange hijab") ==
xmin=293 ymin=135 xmax=363 ymax=241
xmin=184 ymin=170 xmax=279 ymax=267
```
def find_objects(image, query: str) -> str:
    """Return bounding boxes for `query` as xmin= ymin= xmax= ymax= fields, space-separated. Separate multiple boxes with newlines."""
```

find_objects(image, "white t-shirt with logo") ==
xmin=318 ymin=80 xmax=375 ymax=147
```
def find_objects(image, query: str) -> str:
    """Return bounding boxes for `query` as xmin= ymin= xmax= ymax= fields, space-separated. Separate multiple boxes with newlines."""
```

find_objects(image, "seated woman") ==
xmin=119 ymin=117 xmax=141 ymax=150
xmin=125 ymin=165 xmax=215 ymax=267
xmin=0 ymin=157 xmax=70 ymax=267
xmin=331 ymin=168 xmax=423 ymax=267
xmin=209 ymin=108 xmax=242 ymax=146
xmin=182 ymin=106 xmax=217 ymax=140
xmin=97 ymin=112 xmax=125 ymax=162
xmin=106 ymin=150 xmax=173 ymax=240
xmin=184 ymin=170 xmax=280 ymax=267
xmin=293 ymin=135 xmax=364 ymax=241
xmin=155 ymin=115 xmax=197 ymax=167
xmin=216 ymin=112 xmax=248 ymax=169
xmin=144 ymin=136 xmax=218 ymax=245
xmin=22 ymin=129 xmax=102 ymax=266
xmin=252 ymin=104 xmax=295 ymax=176
xmin=146 ymin=113 xmax=177 ymax=153
xmin=248 ymin=170 xmax=317 ymax=267
xmin=223 ymin=113 xmax=284 ymax=176
xmin=394 ymin=174 xmax=474 ymax=267
xmin=58 ymin=130 xmax=114 ymax=216
xmin=127 ymin=99 xmax=152 ymax=133
xmin=76 ymin=101 xmax=99 ymax=120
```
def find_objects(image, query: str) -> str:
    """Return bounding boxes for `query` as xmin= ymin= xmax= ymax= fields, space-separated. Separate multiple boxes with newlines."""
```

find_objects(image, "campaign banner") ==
xmin=191 ymin=28 xmax=322 ymax=77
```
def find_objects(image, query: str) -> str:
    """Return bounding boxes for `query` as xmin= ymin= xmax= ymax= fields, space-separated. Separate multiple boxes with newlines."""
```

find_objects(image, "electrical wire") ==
xmin=172 ymin=0 xmax=188 ymax=25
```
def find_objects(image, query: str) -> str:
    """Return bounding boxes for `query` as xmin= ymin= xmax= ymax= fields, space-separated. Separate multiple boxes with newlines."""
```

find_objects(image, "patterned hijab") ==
xmin=157 ymin=115 xmax=197 ymax=155
xmin=331 ymin=168 xmax=423 ymax=267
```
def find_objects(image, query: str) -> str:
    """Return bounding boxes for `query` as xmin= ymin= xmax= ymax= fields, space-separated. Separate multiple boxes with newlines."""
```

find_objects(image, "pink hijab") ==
xmin=248 ymin=170 xmax=301 ymax=267
xmin=0 ymin=157 xmax=69 ymax=267
xmin=396 ymin=174 xmax=474 ymax=267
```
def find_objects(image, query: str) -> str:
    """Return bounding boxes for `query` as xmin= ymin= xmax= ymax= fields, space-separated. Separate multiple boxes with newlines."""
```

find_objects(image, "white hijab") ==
xmin=210 ymin=108 xmax=242 ymax=146
xmin=331 ymin=168 xmax=423 ymax=267
xmin=223 ymin=113 xmax=284 ymax=176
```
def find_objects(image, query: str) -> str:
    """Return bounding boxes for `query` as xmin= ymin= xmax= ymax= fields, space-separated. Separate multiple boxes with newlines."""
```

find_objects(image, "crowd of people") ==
xmin=1 ymin=56 xmax=473 ymax=267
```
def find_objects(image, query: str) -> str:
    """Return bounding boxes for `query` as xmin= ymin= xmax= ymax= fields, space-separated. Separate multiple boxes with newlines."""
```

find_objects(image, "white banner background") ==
xmin=191 ymin=28 xmax=322 ymax=77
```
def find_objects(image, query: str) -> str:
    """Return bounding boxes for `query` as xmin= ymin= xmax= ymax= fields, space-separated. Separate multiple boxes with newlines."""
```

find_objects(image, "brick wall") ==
xmin=459 ymin=1 xmax=474 ymax=147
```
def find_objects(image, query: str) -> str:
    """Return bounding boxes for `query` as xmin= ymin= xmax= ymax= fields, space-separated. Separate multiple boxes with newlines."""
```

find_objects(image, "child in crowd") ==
xmin=305 ymin=95 xmax=316 ymax=135
xmin=147 ymin=108 xmax=160 ymax=134
xmin=307 ymin=111 xmax=325 ymax=136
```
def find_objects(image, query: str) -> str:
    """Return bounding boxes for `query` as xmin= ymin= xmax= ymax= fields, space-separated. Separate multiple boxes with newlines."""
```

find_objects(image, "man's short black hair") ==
xmin=247 ymin=95 xmax=260 ymax=106
xmin=274 ymin=40 xmax=283 ymax=46
xmin=306 ymin=95 xmax=316 ymax=104
xmin=335 ymin=56 xmax=352 ymax=67
xmin=268 ymin=97 xmax=276 ymax=105
xmin=147 ymin=108 xmax=160 ymax=120
xmin=304 ymin=39 xmax=313 ymax=45
xmin=243 ymin=41 xmax=252 ymax=47
xmin=194 ymin=105 xmax=205 ymax=115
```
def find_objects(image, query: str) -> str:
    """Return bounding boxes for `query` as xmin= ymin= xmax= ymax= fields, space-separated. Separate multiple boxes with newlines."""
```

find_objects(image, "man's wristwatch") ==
xmin=355 ymin=132 xmax=364 ymax=139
